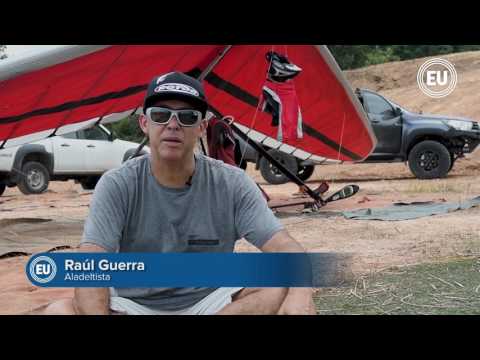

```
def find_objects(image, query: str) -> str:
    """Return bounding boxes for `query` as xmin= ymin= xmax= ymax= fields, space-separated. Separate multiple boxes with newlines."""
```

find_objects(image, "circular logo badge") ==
xmin=29 ymin=256 xmax=57 ymax=284
xmin=417 ymin=58 xmax=457 ymax=98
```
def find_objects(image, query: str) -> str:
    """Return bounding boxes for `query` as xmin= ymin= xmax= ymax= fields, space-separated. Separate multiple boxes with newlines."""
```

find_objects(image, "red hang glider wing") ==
xmin=202 ymin=45 xmax=376 ymax=162
xmin=0 ymin=45 xmax=222 ymax=148
xmin=0 ymin=45 xmax=375 ymax=162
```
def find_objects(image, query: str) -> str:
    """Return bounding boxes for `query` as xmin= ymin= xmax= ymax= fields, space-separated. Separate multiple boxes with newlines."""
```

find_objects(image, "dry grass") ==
xmin=403 ymin=180 xmax=467 ymax=194
xmin=314 ymin=257 xmax=480 ymax=315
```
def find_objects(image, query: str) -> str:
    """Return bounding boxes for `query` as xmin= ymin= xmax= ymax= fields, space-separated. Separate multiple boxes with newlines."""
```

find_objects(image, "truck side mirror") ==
xmin=395 ymin=107 xmax=402 ymax=117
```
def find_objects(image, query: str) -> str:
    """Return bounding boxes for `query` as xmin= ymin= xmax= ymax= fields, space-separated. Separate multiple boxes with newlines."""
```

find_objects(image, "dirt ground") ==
xmin=1 ymin=51 xmax=480 ymax=314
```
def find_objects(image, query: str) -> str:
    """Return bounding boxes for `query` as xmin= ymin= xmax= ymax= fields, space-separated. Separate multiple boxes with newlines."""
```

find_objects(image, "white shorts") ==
xmin=109 ymin=287 xmax=243 ymax=315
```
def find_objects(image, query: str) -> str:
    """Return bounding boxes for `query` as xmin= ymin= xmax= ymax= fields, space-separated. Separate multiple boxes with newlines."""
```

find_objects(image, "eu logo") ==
xmin=28 ymin=256 xmax=57 ymax=284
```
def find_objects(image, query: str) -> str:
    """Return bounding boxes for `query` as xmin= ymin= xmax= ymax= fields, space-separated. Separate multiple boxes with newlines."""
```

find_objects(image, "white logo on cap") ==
xmin=154 ymin=83 xmax=199 ymax=97
xmin=156 ymin=73 xmax=173 ymax=84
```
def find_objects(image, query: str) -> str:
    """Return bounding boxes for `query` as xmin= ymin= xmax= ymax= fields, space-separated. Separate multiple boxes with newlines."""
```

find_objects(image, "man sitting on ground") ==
xmin=35 ymin=72 xmax=316 ymax=315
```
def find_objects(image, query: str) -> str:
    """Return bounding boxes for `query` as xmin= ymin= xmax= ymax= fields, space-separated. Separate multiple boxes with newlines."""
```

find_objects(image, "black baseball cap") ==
xmin=143 ymin=72 xmax=209 ymax=116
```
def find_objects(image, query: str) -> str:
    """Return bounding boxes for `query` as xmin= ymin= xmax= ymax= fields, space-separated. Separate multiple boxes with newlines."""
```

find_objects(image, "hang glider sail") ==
xmin=0 ymin=45 xmax=376 ymax=163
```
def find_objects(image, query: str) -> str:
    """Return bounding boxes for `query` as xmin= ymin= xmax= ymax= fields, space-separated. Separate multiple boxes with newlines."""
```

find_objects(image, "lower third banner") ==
xmin=26 ymin=252 xmax=353 ymax=288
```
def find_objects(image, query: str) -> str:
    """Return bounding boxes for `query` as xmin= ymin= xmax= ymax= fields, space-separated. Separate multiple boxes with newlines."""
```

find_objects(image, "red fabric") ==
xmin=206 ymin=117 xmax=270 ymax=201
xmin=0 ymin=45 xmax=222 ymax=141
xmin=0 ymin=45 xmax=375 ymax=161
xmin=206 ymin=117 xmax=236 ymax=166
xmin=204 ymin=45 xmax=375 ymax=160
xmin=262 ymin=79 xmax=303 ymax=142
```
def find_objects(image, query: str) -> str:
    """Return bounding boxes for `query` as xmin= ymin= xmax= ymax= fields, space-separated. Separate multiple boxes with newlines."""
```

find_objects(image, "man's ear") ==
xmin=139 ymin=115 xmax=149 ymax=135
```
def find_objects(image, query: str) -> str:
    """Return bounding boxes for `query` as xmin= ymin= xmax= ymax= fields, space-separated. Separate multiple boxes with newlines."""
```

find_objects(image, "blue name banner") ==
xmin=26 ymin=253 xmax=351 ymax=288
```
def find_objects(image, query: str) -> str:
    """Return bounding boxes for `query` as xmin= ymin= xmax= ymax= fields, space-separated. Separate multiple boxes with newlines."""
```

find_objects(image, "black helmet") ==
xmin=266 ymin=51 xmax=302 ymax=82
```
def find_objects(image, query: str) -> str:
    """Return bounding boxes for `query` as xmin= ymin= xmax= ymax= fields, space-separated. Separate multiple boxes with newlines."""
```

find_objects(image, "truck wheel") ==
xmin=448 ymin=154 xmax=456 ymax=172
xmin=80 ymin=176 xmax=101 ymax=190
xmin=297 ymin=164 xmax=315 ymax=181
xmin=408 ymin=140 xmax=451 ymax=179
xmin=0 ymin=183 xmax=5 ymax=196
xmin=17 ymin=161 xmax=50 ymax=195
xmin=259 ymin=149 xmax=298 ymax=185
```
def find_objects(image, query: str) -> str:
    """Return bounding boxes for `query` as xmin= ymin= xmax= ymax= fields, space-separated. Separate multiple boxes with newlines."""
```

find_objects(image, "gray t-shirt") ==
xmin=81 ymin=154 xmax=283 ymax=310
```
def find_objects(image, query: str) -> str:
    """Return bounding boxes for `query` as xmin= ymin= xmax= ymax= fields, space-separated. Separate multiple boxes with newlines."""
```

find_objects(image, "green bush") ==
xmin=106 ymin=115 xmax=145 ymax=143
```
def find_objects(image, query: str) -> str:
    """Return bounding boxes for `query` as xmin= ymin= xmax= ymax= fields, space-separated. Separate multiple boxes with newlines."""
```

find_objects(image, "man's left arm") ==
xmin=233 ymin=173 xmax=316 ymax=315
xmin=261 ymin=230 xmax=317 ymax=315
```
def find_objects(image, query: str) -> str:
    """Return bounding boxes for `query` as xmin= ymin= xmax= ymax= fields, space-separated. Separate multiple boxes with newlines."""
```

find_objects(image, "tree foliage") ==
xmin=106 ymin=115 xmax=145 ymax=143
xmin=328 ymin=45 xmax=480 ymax=70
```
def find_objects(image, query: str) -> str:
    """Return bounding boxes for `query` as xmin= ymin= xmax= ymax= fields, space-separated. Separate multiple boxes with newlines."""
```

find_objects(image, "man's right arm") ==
xmin=75 ymin=173 xmax=127 ymax=314
xmin=73 ymin=243 xmax=110 ymax=315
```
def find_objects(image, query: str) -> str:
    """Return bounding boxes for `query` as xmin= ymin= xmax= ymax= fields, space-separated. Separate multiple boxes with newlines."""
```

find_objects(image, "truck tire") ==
xmin=0 ymin=183 xmax=5 ymax=196
xmin=259 ymin=149 xmax=298 ymax=185
xmin=408 ymin=140 xmax=451 ymax=179
xmin=80 ymin=176 xmax=101 ymax=190
xmin=17 ymin=161 xmax=50 ymax=195
xmin=448 ymin=153 xmax=456 ymax=172
xmin=297 ymin=164 xmax=315 ymax=181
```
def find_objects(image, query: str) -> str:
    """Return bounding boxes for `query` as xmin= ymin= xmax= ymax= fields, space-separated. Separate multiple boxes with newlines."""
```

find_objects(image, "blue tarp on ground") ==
xmin=342 ymin=196 xmax=480 ymax=221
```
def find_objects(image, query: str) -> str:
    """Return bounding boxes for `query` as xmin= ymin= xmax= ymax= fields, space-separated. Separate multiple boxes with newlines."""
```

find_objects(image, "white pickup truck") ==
xmin=0 ymin=124 xmax=148 ymax=196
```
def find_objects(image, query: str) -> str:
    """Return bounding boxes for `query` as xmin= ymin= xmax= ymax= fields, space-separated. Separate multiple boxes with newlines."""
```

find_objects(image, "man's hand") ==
xmin=278 ymin=288 xmax=317 ymax=315
xmin=261 ymin=230 xmax=318 ymax=315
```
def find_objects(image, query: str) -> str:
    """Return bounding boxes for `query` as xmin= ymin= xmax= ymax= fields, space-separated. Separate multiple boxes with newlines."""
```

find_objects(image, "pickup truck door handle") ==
xmin=371 ymin=120 xmax=380 ymax=124
xmin=60 ymin=144 xmax=70 ymax=147
xmin=87 ymin=145 xmax=95 ymax=148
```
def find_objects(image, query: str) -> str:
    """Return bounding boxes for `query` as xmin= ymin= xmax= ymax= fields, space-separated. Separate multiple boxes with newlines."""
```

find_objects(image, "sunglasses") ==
xmin=145 ymin=107 xmax=203 ymax=127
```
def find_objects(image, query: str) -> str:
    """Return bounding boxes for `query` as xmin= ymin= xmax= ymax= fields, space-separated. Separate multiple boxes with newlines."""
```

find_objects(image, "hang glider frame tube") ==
xmin=230 ymin=122 xmax=324 ymax=204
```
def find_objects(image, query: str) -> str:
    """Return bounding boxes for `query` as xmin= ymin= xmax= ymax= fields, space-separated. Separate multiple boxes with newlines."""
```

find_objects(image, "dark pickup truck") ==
xmin=357 ymin=88 xmax=480 ymax=179
xmin=237 ymin=88 xmax=480 ymax=183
